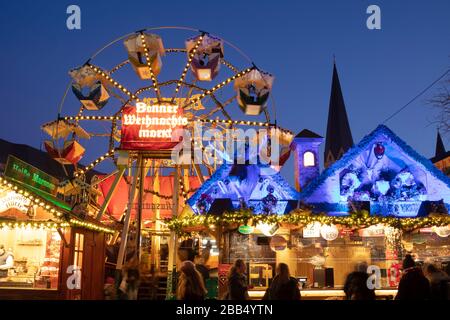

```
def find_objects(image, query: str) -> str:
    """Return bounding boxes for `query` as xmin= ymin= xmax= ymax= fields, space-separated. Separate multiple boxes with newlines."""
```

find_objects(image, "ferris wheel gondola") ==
xmin=124 ymin=32 xmax=165 ymax=80
xmin=186 ymin=34 xmax=224 ymax=81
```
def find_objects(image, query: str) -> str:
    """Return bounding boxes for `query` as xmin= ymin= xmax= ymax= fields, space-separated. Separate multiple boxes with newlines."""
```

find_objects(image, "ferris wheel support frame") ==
xmin=116 ymin=156 xmax=142 ymax=272
xmin=166 ymin=166 xmax=180 ymax=300
xmin=50 ymin=27 xmax=291 ymax=300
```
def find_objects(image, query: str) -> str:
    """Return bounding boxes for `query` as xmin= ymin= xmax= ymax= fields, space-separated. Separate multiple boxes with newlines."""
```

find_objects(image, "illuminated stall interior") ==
xmin=0 ymin=161 xmax=114 ymax=299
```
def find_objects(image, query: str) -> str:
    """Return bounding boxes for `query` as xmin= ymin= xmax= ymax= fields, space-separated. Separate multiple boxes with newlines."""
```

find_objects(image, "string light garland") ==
xmin=0 ymin=176 xmax=64 ymax=218
xmin=172 ymin=34 xmax=204 ymax=101
xmin=165 ymin=209 xmax=450 ymax=236
xmin=221 ymin=59 xmax=238 ymax=73
xmin=87 ymin=63 xmax=140 ymax=102
xmin=63 ymin=116 xmax=120 ymax=121
xmin=182 ymin=67 xmax=254 ymax=110
xmin=179 ymin=177 xmax=189 ymax=203
xmin=69 ymin=218 xmax=115 ymax=234
xmin=110 ymin=60 xmax=129 ymax=75
xmin=193 ymin=119 xmax=294 ymax=137
xmin=139 ymin=32 xmax=161 ymax=99
xmin=0 ymin=221 xmax=69 ymax=230
xmin=74 ymin=149 xmax=115 ymax=177
xmin=164 ymin=48 xmax=238 ymax=73
xmin=0 ymin=176 xmax=115 ymax=234
xmin=122 ymin=176 xmax=197 ymax=199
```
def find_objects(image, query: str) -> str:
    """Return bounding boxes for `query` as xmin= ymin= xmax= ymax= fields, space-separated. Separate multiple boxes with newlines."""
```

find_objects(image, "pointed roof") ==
xmin=431 ymin=131 xmax=450 ymax=164
xmin=301 ymin=124 xmax=450 ymax=200
xmin=435 ymin=131 xmax=446 ymax=158
xmin=294 ymin=129 xmax=323 ymax=139
xmin=324 ymin=62 xmax=353 ymax=167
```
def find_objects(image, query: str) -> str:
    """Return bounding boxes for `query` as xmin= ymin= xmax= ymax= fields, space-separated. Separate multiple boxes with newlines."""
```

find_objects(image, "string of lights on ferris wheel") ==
xmin=51 ymin=27 xmax=293 ymax=183
xmin=172 ymin=34 xmax=204 ymax=101
xmin=59 ymin=115 xmax=294 ymax=137
xmin=182 ymin=67 xmax=253 ymax=110
xmin=139 ymin=32 xmax=161 ymax=100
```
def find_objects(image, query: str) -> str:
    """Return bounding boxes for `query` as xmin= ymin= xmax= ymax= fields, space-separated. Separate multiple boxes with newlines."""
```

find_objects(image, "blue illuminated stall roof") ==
xmin=300 ymin=125 xmax=450 ymax=200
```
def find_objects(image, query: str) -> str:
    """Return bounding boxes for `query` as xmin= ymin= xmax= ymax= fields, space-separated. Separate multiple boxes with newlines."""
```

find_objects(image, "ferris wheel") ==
xmin=41 ymin=26 xmax=293 ymax=195
xmin=40 ymin=27 xmax=295 ymax=273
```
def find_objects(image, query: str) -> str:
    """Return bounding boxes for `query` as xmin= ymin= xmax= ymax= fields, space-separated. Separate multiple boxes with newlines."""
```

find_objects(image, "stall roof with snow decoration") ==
xmin=187 ymin=163 xmax=300 ymax=215
xmin=299 ymin=125 xmax=450 ymax=217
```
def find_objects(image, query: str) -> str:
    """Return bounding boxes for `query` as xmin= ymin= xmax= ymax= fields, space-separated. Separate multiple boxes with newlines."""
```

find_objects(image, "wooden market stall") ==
xmin=0 ymin=157 xmax=115 ymax=300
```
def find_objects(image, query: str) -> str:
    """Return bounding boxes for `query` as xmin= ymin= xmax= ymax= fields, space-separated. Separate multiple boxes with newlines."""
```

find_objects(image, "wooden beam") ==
xmin=57 ymin=228 xmax=70 ymax=248
xmin=116 ymin=156 xmax=142 ymax=271
xmin=193 ymin=163 xmax=205 ymax=184
xmin=96 ymin=167 xmax=126 ymax=221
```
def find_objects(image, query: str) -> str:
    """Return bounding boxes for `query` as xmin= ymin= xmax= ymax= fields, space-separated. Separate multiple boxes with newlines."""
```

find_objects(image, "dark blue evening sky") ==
xmin=0 ymin=0 xmax=449 ymax=184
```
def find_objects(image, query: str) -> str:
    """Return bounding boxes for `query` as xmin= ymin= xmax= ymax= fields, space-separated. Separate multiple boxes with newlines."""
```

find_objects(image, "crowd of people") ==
xmin=176 ymin=254 xmax=450 ymax=301
xmin=109 ymin=253 xmax=450 ymax=300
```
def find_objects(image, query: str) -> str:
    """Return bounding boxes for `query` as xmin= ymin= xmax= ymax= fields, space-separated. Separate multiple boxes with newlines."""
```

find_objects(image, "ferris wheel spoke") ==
xmin=184 ymin=79 xmax=198 ymax=102
xmin=106 ymin=86 xmax=127 ymax=104
xmin=87 ymin=63 xmax=140 ymax=102
xmin=73 ymin=106 xmax=85 ymax=126
xmin=109 ymin=60 xmax=129 ymax=75
xmin=171 ymin=33 xmax=205 ymax=102
xmin=182 ymin=67 xmax=253 ymax=110
xmin=210 ymin=95 xmax=233 ymax=120
xmin=63 ymin=116 xmax=119 ymax=121
xmin=196 ymin=95 xmax=235 ymax=121
xmin=221 ymin=59 xmax=238 ymax=73
xmin=263 ymin=108 xmax=270 ymax=123
xmin=74 ymin=149 xmax=115 ymax=178
xmin=109 ymin=119 xmax=117 ymax=151
xmin=138 ymin=32 xmax=162 ymax=101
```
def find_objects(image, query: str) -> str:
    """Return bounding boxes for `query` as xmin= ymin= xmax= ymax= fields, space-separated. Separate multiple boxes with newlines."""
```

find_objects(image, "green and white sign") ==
xmin=238 ymin=225 xmax=254 ymax=235
xmin=4 ymin=155 xmax=59 ymax=195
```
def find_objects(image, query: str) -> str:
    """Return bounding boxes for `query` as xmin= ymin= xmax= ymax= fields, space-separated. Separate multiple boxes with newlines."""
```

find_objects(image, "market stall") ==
xmin=0 ymin=156 xmax=115 ymax=300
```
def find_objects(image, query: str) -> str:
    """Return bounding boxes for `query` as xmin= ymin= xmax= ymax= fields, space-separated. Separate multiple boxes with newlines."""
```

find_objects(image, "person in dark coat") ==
xmin=263 ymin=263 xmax=301 ymax=300
xmin=118 ymin=257 xmax=140 ymax=300
xmin=343 ymin=271 xmax=376 ymax=300
xmin=225 ymin=259 xmax=249 ymax=300
xmin=177 ymin=260 xmax=207 ymax=301
xmin=194 ymin=255 xmax=210 ymax=286
xmin=423 ymin=263 xmax=450 ymax=300
xmin=395 ymin=254 xmax=431 ymax=300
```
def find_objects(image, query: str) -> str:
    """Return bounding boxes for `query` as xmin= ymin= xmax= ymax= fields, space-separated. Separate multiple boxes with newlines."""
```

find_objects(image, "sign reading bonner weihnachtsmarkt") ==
xmin=120 ymin=99 xmax=188 ymax=150
xmin=4 ymin=155 xmax=59 ymax=195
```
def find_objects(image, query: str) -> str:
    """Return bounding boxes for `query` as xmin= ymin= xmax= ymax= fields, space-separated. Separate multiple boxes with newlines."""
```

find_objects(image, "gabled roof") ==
xmin=300 ymin=125 xmax=450 ymax=199
xmin=294 ymin=129 xmax=323 ymax=139
xmin=324 ymin=63 xmax=353 ymax=166
xmin=0 ymin=138 xmax=103 ymax=182
xmin=187 ymin=163 xmax=300 ymax=214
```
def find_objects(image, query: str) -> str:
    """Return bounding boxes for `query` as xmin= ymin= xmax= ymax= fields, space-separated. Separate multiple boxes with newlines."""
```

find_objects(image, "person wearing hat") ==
xmin=0 ymin=245 xmax=14 ymax=278
xmin=395 ymin=254 xmax=430 ymax=300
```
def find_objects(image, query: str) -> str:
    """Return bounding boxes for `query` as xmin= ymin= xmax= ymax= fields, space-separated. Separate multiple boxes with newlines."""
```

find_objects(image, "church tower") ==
xmin=324 ymin=62 xmax=353 ymax=168
xmin=291 ymin=129 xmax=323 ymax=191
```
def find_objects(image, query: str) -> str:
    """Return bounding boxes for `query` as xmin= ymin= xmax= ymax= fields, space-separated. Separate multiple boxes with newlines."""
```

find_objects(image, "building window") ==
xmin=304 ymin=151 xmax=315 ymax=167
xmin=73 ymin=232 xmax=84 ymax=286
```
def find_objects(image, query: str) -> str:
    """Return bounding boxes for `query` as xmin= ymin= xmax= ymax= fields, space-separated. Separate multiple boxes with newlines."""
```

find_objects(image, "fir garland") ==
xmin=165 ymin=209 xmax=450 ymax=236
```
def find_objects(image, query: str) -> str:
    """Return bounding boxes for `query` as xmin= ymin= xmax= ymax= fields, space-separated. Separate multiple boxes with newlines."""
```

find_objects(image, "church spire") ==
xmin=435 ymin=130 xmax=446 ymax=159
xmin=324 ymin=61 xmax=354 ymax=168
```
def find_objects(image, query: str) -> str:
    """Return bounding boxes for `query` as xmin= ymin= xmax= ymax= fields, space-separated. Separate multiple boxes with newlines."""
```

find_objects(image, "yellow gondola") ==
xmin=124 ymin=33 xmax=165 ymax=80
